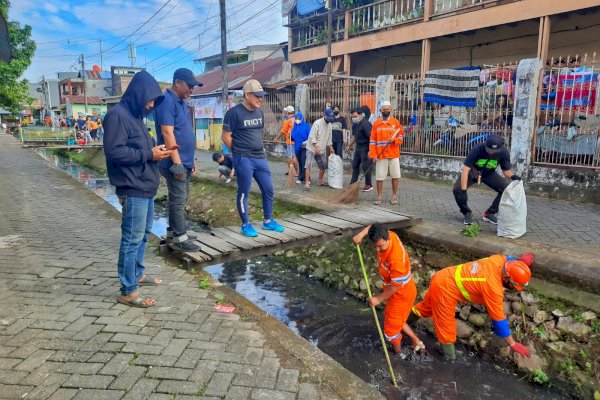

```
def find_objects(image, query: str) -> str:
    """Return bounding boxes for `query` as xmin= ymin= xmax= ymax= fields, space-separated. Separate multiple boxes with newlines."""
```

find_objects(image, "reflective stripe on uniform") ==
xmin=454 ymin=264 xmax=486 ymax=302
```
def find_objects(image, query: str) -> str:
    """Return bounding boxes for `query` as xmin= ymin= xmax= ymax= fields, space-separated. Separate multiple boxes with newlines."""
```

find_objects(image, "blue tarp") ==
xmin=297 ymin=0 xmax=325 ymax=15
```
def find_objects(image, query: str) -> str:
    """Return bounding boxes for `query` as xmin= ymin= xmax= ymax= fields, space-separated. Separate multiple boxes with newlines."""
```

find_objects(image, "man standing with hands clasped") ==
xmin=104 ymin=70 xmax=171 ymax=307
xmin=222 ymin=79 xmax=285 ymax=238
xmin=452 ymin=134 xmax=521 ymax=226
xmin=155 ymin=68 xmax=202 ymax=252
xmin=369 ymin=101 xmax=403 ymax=205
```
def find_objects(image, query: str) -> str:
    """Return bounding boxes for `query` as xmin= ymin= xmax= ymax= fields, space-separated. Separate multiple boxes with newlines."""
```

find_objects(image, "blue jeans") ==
xmin=160 ymin=168 xmax=192 ymax=242
xmin=117 ymin=196 xmax=153 ymax=296
xmin=232 ymin=156 xmax=274 ymax=225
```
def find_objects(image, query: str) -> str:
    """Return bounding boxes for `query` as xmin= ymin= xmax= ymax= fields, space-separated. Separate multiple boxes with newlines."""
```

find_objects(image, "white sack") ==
xmin=327 ymin=154 xmax=344 ymax=189
xmin=497 ymin=180 xmax=527 ymax=239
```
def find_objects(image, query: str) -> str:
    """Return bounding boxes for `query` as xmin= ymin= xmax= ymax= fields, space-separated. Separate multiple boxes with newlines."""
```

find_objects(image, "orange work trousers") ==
xmin=412 ymin=269 xmax=460 ymax=344
xmin=383 ymin=278 xmax=417 ymax=345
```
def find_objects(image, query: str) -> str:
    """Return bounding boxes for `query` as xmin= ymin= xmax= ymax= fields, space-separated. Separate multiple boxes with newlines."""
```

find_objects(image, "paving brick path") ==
xmin=0 ymin=135 xmax=352 ymax=400
xmin=195 ymin=151 xmax=600 ymax=255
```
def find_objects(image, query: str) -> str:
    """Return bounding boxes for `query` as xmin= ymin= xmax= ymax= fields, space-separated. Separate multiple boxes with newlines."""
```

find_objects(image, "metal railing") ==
xmin=395 ymin=63 xmax=517 ymax=158
xmin=432 ymin=0 xmax=505 ymax=16
xmin=348 ymin=0 xmax=424 ymax=37
xmin=533 ymin=54 xmax=600 ymax=169
xmin=292 ymin=14 xmax=346 ymax=50
xmin=262 ymin=89 xmax=296 ymax=141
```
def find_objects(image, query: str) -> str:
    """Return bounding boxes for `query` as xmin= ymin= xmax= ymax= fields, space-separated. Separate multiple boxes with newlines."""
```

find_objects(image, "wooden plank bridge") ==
xmin=161 ymin=205 xmax=421 ymax=266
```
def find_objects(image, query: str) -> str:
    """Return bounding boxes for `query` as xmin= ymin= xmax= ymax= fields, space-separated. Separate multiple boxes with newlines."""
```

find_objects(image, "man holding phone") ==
xmin=155 ymin=68 xmax=203 ymax=251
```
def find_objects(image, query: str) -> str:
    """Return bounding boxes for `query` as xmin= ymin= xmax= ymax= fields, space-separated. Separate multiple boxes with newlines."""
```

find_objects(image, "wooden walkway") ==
xmin=162 ymin=205 xmax=420 ymax=265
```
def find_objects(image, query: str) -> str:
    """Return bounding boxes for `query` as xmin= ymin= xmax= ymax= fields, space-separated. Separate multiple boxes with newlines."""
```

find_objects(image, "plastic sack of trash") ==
xmin=497 ymin=180 xmax=527 ymax=239
xmin=328 ymin=154 xmax=344 ymax=189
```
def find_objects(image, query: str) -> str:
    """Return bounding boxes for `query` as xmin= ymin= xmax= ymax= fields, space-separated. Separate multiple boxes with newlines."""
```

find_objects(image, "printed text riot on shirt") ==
xmin=243 ymin=118 xmax=263 ymax=127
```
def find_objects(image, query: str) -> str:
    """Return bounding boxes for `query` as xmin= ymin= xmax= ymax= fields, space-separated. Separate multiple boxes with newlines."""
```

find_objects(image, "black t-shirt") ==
xmin=223 ymin=103 xmax=265 ymax=158
xmin=331 ymin=116 xmax=347 ymax=144
xmin=464 ymin=143 xmax=511 ymax=176
xmin=352 ymin=119 xmax=372 ymax=149
xmin=219 ymin=154 xmax=233 ymax=169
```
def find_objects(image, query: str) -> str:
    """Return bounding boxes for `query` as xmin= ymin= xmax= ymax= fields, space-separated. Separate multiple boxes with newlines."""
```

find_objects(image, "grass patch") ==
xmin=52 ymin=148 xmax=107 ymax=173
xmin=185 ymin=178 xmax=320 ymax=227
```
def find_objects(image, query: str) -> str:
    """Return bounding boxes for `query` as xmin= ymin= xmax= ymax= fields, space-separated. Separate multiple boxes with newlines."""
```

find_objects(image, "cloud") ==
xmin=43 ymin=3 xmax=59 ymax=13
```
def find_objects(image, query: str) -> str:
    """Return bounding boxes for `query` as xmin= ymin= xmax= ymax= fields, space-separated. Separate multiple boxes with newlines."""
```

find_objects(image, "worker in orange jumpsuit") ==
xmin=411 ymin=253 xmax=535 ymax=360
xmin=273 ymin=105 xmax=299 ymax=178
xmin=353 ymin=223 xmax=425 ymax=354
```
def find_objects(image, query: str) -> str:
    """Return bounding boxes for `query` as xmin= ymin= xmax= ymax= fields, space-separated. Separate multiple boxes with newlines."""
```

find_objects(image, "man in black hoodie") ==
xmin=104 ymin=71 xmax=171 ymax=308
xmin=344 ymin=105 xmax=373 ymax=191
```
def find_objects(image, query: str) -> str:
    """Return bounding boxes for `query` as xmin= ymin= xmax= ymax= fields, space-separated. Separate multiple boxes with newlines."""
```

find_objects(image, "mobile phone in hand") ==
xmin=167 ymin=145 xmax=179 ymax=151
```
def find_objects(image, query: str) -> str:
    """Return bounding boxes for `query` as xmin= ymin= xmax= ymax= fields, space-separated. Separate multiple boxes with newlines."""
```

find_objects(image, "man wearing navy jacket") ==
xmin=104 ymin=71 xmax=171 ymax=308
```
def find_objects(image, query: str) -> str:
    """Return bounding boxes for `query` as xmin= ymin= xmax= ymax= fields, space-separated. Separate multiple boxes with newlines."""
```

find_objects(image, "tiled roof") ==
xmin=192 ymin=57 xmax=285 ymax=95
xmin=63 ymin=95 xmax=105 ymax=105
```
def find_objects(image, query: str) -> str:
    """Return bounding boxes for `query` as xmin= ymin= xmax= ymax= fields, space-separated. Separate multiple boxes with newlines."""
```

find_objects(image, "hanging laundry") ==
xmin=424 ymin=67 xmax=481 ymax=107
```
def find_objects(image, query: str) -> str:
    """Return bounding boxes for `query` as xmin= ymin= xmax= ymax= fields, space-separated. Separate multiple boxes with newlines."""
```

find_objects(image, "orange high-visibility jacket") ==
xmin=437 ymin=254 xmax=507 ymax=322
xmin=377 ymin=230 xmax=412 ymax=289
xmin=281 ymin=117 xmax=294 ymax=145
xmin=368 ymin=117 xmax=403 ymax=160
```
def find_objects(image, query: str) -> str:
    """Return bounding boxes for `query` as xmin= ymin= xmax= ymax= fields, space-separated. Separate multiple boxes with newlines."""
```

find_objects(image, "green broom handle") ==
xmin=356 ymin=244 xmax=399 ymax=388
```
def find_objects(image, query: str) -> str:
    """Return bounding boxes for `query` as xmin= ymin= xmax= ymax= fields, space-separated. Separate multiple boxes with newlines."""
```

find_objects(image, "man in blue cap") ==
xmin=222 ymin=79 xmax=284 ymax=237
xmin=155 ymin=68 xmax=203 ymax=251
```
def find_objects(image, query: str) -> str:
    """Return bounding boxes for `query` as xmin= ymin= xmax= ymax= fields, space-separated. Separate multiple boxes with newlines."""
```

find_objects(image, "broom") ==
xmin=356 ymin=244 xmax=399 ymax=387
xmin=330 ymin=128 xmax=401 ymax=204
xmin=286 ymin=163 xmax=296 ymax=188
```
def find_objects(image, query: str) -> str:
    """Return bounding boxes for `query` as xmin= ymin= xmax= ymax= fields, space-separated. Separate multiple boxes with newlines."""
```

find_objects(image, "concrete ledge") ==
xmin=401 ymin=220 xmax=600 ymax=292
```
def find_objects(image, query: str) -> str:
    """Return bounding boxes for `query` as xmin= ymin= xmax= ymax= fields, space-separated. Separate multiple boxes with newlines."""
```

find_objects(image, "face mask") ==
xmin=295 ymin=120 xmax=301 ymax=124
xmin=381 ymin=111 xmax=390 ymax=118
xmin=352 ymin=117 xmax=359 ymax=124
xmin=333 ymin=111 xmax=340 ymax=116
xmin=361 ymin=113 xmax=366 ymax=119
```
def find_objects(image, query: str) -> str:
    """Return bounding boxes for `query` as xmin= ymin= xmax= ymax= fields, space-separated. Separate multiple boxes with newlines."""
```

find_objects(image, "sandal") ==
xmin=138 ymin=274 xmax=162 ymax=286
xmin=304 ymin=185 xmax=311 ymax=192
xmin=117 ymin=294 xmax=155 ymax=308
xmin=390 ymin=198 xmax=399 ymax=205
xmin=373 ymin=200 xmax=382 ymax=205
xmin=318 ymin=183 xmax=327 ymax=187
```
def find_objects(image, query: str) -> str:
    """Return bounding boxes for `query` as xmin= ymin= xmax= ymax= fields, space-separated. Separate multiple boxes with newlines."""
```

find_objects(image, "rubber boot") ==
xmin=406 ymin=310 xmax=419 ymax=325
xmin=442 ymin=343 xmax=456 ymax=361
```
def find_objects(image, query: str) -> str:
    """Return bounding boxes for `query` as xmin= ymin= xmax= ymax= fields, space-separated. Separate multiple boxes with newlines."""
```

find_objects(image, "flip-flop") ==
xmin=117 ymin=295 xmax=155 ymax=308
xmin=138 ymin=275 xmax=161 ymax=286
xmin=304 ymin=186 xmax=311 ymax=192
xmin=390 ymin=199 xmax=399 ymax=205
xmin=373 ymin=200 xmax=382 ymax=205
xmin=318 ymin=183 xmax=327 ymax=186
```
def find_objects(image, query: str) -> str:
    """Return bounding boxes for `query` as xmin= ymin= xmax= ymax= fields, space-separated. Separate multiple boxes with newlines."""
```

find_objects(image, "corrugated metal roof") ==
xmin=64 ymin=95 xmax=105 ymax=105
xmin=192 ymin=57 xmax=285 ymax=96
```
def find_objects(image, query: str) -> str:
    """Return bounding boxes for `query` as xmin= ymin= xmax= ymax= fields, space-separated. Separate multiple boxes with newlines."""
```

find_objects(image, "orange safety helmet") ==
xmin=503 ymin=260 xmax=531 ymax=291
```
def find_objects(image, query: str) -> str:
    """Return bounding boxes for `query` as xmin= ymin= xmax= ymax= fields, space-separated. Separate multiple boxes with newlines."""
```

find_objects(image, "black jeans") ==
xmin=350 ymin=148 xmax=372 ymax=187
xmin=295 ymin=148 xmax=306 ymax=182
xmin=160 ymin=168 xmax=192 ymax=242
xmin=452 ymin=171 xmax=508 ymax=215
xmin=332 ymin=141 xmax=344 ymax=158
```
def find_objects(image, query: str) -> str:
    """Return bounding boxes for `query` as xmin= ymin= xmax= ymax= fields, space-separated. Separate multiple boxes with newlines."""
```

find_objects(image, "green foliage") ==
xmin=0 ymin=0 xmax=36 ymax=113
xmin=340 ymin=0 xmax=361 ymax=8
xmin=532 ymin=326 xmax=549 ymax=341
xmin=214 ymin=294 xmax=225 ymax=304
xmin=591 ymin=319 xmax=600 ymax=334
xmin=196 ymin=382 xmax=208 ymax=396
xmin=461 ymin=223 xmax=480 ymax=237
xmin=559 ymin=360 xmax=576 ymax=377
xmin=532 ymin=369 xmax=549 ymax=385
xmin=199 ymin=278 xmax=210 ymax=289
xmin=579 ymin=348 xmax=588 ymax=359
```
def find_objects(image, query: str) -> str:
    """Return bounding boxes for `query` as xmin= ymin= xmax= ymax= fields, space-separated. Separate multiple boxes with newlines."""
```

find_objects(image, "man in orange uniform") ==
xmin=353 ymin=224 xmax=424 ymax=354
xmin=273 ymin=105 xmax=299 ymax=179
xmin=369 ymin=101 xmax=403 ymax=206
xmin=411 ymin=253 xmax=535 ymax=360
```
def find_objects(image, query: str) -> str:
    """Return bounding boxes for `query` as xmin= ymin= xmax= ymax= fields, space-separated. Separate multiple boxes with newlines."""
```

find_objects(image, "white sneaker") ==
xmin=225 ymin=178 xmax=232 ymax=184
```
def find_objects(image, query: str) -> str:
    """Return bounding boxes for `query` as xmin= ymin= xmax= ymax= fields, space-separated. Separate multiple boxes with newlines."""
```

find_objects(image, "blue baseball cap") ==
xmin=173 ymin=68 xmax=202 ymax=87
xmin=324 ymin=107 xmax=334 ymax=118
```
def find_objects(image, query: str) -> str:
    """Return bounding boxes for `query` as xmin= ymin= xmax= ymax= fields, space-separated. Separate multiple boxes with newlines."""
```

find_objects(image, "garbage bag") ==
xmin=497 ymin=180 xmax=527 ymax=239
xmin=328 ymin=154 xmax=344 ymax=189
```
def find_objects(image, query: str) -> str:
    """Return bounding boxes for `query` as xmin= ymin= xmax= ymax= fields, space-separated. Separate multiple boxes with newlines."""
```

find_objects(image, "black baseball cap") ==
xmin=485 ymin=134 xmax=505 ymax=154
xmin=173 ymin=68 xmax=202 ymax=87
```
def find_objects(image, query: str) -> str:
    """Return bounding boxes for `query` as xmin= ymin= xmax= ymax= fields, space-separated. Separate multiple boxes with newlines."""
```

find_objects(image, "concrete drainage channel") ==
xmin=38 ymin=149 xmax=598 ymax=399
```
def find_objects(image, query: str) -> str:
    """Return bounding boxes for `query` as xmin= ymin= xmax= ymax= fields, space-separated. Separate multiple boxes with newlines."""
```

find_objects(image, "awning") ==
xmin=297 ymin=0 xmax=325 ymax=15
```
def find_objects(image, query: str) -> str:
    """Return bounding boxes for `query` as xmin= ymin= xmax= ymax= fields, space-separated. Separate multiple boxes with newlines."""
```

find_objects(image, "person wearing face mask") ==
xmin=411 ymin=252 xmax=535 ymax=361
xmin=330 ymin=105 xmax=347 ymax=158
xmin=369 ymin=101 xmax=403 ymax=205
xmin=345 ymin=106 xmax=373 ymax=192
xmin=273 ymin=105 xmax=299 ymax=179
xmin=291 ymin=112 xmax=310 ymax=184
xmin=154 ymin=68 xmax=203 ymax=252
xmin=103 ymin=70 xmax=172 ymax=307
xmin=304 ymin=108 xmax=335 ymax=190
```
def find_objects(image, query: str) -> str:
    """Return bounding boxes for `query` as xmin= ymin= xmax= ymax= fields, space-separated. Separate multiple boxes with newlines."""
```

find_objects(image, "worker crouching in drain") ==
xmin=411 ymin=253 xmax=535 ymax=361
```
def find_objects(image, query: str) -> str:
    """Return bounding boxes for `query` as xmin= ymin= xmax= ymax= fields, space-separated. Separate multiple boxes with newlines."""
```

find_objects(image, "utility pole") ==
xmin=98 ymin=39 xmax=103 ymax=70
xmin=325 ymin=0 xmax=333 ymax=107
xmin=81 ymin=54 xmax=88 ymax=114
xmin=219 ymin=0 xmax=228 ymax=106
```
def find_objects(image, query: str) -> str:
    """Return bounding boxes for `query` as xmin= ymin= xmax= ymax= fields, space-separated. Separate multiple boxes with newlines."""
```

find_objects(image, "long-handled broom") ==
xmin=285 ymin=163 xmax=296 ymax=188
xmin=356 ymin=243 xmax=399 ymax=387
xmin=330 ymin=128 xmax=402 ymax=204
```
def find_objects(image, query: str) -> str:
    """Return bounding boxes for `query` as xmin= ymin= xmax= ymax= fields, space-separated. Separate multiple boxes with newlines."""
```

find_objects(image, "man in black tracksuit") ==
xmin=345 ymin=105 xmax=373 ymax=192
xmin=453 ymin=134 xmax=521 ymax=226
xmin=104 ymin=71 xmax=172 ymax=308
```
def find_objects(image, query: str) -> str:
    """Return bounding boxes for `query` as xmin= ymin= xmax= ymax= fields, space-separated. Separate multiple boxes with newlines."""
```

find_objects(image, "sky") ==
xmin=10 ymin=0 xmax=288 ymax=84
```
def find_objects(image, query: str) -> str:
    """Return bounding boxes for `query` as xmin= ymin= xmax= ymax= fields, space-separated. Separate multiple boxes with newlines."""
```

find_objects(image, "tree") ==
xmin=0 ymin=0 xmax=35 ymax=114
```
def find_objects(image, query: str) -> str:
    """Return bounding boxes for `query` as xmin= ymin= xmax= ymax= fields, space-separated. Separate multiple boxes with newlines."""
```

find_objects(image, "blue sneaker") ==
xmin=262 ymin=219 xmax=284 ymax=233
xmin=240 ymin=223 xmax=258 ymax=237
